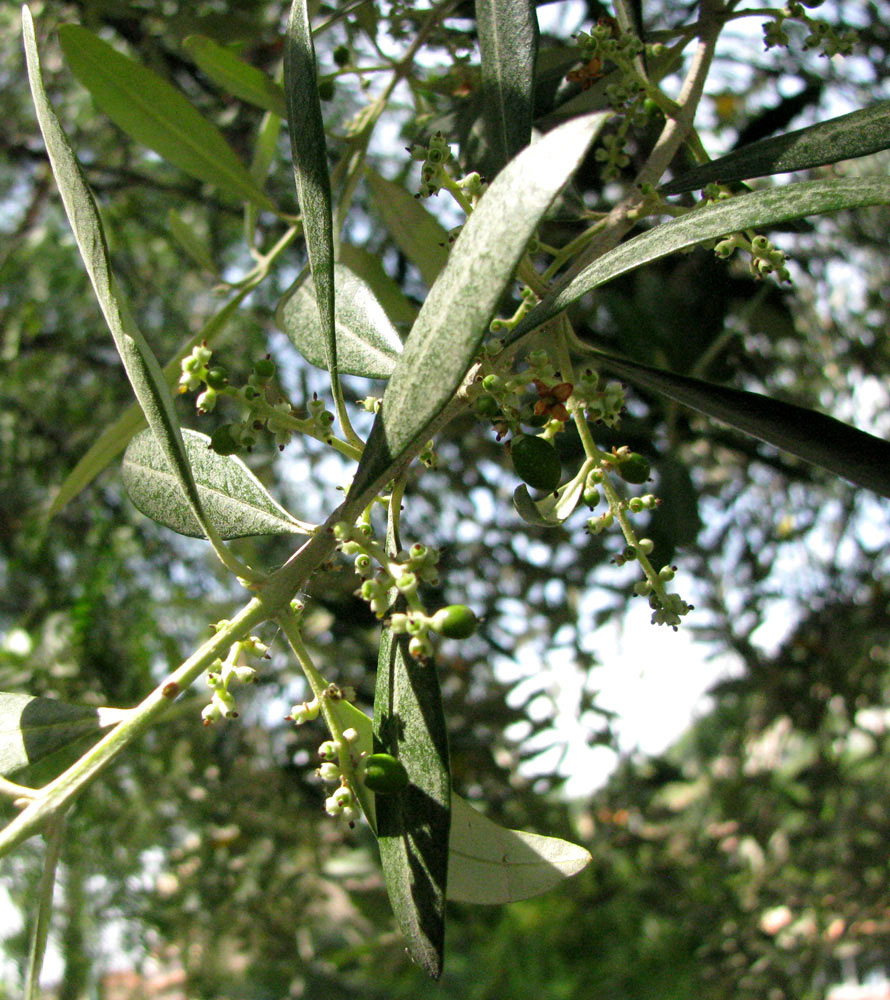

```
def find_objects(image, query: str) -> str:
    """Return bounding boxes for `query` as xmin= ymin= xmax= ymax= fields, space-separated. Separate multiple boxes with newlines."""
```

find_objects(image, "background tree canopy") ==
xmin=2 ymin=0 xmax=890 ymax=996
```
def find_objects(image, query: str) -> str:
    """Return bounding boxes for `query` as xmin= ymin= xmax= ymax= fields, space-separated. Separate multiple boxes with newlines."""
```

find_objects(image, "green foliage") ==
xmin=0 ymin=694 xmax=112 ymax=777
xmin=281 ymin=262 xmax=404 ymax=378
xmin=122 ymin=429 xmax=310 ymax=538
xmin=58 ymin=25 xmax=274 ymax=210
xmin=5 ymin=0 xmax=890 ymax=993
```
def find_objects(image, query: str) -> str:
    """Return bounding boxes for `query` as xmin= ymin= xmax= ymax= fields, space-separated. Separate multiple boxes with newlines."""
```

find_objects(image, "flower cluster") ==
xmin=713 ymin=231 xmax=792 ymax=283
xmin=287 ymin=680 xmax=409 ymax=826
xmin=762 ymin=5 xmax=857 ymax=57
xmin=178 ymin=345 xmax=340 ymax=454
xmin=574 ymin=18 xmax=644 ymax=75
xmin=201 ymin=631 xmax=268 ymax=724
xmin=408 ymin=130 xmax=454 ymax=199
xmin=332 ymin=521 xmax=478 ymax=661
xmin=475 ymin=350 xmax=625 ymax=443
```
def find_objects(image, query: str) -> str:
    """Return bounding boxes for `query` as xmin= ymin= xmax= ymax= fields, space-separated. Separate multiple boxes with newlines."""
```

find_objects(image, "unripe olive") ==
xmin=430 ymin=604 xmax=478 ymax=640
xmin=252 ymin=357 xmax=276 ymax=380
xmin=523 ymin=412 xmax=549 ymax=428
xmin=332 ymin=44 xmax=350 ymax=67
xmin=642 ymin=97 xmax=661 ymax=117
xmin=511 ymin=434 xmax=561 ymax=492
xmin=362 ymin=753 xmax=409 ymax=794
xmin=210 ymin=424 xmax=240 ymax=456
xmin=475 ymin=395 xmax=500 ymax=418
xmin=205 ymin=366 xmax=229 ymax=390
xmin=317 ymin=79 xmax=336 ymax=101
xmin=615 ymin=452 xmax=651 ymax=484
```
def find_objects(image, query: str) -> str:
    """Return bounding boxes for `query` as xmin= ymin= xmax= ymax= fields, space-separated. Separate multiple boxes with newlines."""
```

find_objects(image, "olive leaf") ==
xmin=183 ymin=34 xmax=287 ymax=118
xmin=284 ymin=0 xmax=337 ymax=381
xmin=507 ymin=177 xmax=890 ymax=348
xmin=476 ymin=0 xmax=538 ymax=174
xmin=512 ymin=465 xmax=588 ymax=527
xmin=374 ymin=626 xmax=451 ymax=980
xmin=24 ymin=10 xmax=232 ymax=563
xmin=365 ymin=168 xmax=451 ymax=289
xmin=662 ymin=99 xmax=890 ymax=194
xmin=280 ymin=263 xmax=403 ymax=379
xmin=447 ymin=794 xmax=591 ymax=904
xmin=350 ymin=112 xmax=610 ymax=503
xmin=593 ymin=353 xmax=890 ymax=499
xmin=0 ymin=693 xmax=115 ymax=776
xmin=57 ymin=25 xmax=274 ymax=211
xmin=338 ymin=243 xmax=418 ymax=327
xmin=123 ymin=429 xmax=310 ymax=538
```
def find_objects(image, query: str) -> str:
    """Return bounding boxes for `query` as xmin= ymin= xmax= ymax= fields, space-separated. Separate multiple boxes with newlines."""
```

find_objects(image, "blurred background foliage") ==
xmin=2 ymin=0 xmax=890 ymax=996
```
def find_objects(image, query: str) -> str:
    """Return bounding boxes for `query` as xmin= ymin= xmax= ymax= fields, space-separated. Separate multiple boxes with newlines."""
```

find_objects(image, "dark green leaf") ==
xmin=476 ymin=0 xmax=538 ymax=174
xmin=57 ymin=25 xmax=274 ymax=211
xmin=662 ymin=100 xmax=890 ymax=194
xmin=24 ymin=11 xmax=219 ymax=547
xmin=374 ymin=627 xmax=451 ymax=979
xmin=284 ymin=1 xmax=337 ymax=380
xmin=183 ymin=34 xmax=287 ymax=118
xmin=0 ymin=693 xmax=110 ymax=776
xmin=350 ymin=112 xmax=610 ymax=501
xmin=122 ymin=429 xmax=310 ymax=538
xmin=280 ymin=263 xmax=403 ymax=378
xmin=365 ymin=169 xmax=450 ymax=289
xmin=508 ymin=177 xmax=890 ymax=346
xmin=591 ymin=353 xmax=890 ymax=499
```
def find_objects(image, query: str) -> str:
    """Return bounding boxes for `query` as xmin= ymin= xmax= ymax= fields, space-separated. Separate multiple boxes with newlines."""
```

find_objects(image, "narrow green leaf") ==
xmin=183 ymin=34 xmax=288 ymax=118
xmin=122 ymin=429 xmax=310 ymax=538
xmin=475 ymin=0 xmax=538 ymax=174
xmin=350 ymin=113 xmax=610 ymax=501
xmin=0 ymin=693 xmax=111 ymax=776
xmin=591 ymin=353 xmax=890 ymax=499
xmin=280 ymin=263 xmax=403 ymax=378
xmin=284 ymin=0 xmax=337 ymax=380
xmin=662 ymin=99 xmax=890 ymax=194
xmin=448 ymin=795 xmax=591 ymax=904
xmin=249 ymin=108 xmax=283 ymax=186
xmin=167 ymin=209 xmax=219 ymax=275
xmin=365 ymin=169 xmax=450 ymax=289
xmin=57 ymin=25 xmax=274 ymax=211
xmin=512 ymin=465 xmax=587 ymax=527
xmin=508 ymin=177 xmax=890 ymax=347
xmin=24 ymin=10 xmax=219 ymax=551
xmin=338 ymin=243 xmax=418 ymax=327
xmin=374 ymin=627 xmax=450 ymax=980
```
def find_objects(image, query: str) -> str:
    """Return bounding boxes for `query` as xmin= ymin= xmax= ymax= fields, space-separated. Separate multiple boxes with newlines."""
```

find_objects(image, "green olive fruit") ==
xmin=615 ymin=452 xmax=651 ymax=484
xmin=430 ymin=604 xmax=479 ymax=640
xmin=210 ymin=424 xmax=240 ymax=456
xmin=522 ymin=412 xmax=549 ymax=428
xmin=475 ymin=395 xmax=500 ymax=418
xmin=511 ymin=434 xmax=561 ymax=492
xmin=362 ymin=754 xmax=409 ymax=794
xmin=205 ymin=366 xmax=229 ymax=390
xmin=333 ymin=44 xmax=350 ymax=67
xmin=252 ymin=358 xmax=276 ymax=380
xmin=317 ymin=79 xmax=336 ymax=101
